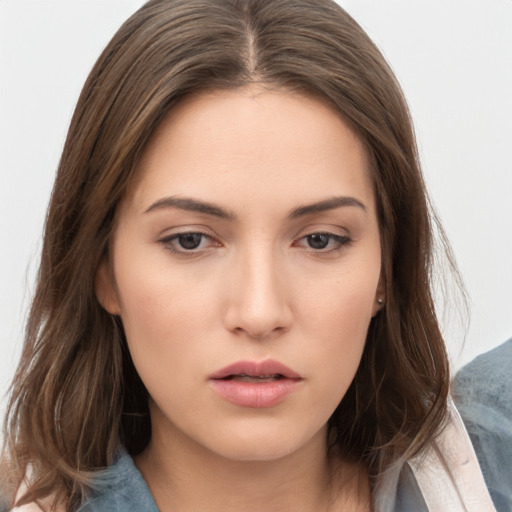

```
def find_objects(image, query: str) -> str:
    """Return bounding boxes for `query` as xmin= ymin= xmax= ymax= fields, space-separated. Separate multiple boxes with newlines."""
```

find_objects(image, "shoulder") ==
xmin=8 ymin=450 xmax=160 ymax=512
xmin=453 ymin=338 xmax=512 ymax=411
xmin=79 ymin=449 xmax=158 ymax=512
xmin=452 ymin=339 xmax=512 ymax=512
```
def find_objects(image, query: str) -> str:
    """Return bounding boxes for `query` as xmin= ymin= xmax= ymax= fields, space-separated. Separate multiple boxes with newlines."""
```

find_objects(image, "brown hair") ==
xmin=3 ymin=0 xmax=455 ymax=509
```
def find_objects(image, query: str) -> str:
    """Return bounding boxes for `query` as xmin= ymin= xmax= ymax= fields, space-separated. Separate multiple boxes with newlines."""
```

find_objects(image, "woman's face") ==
xmin=97 ymin=88 xmax=383 ymax=462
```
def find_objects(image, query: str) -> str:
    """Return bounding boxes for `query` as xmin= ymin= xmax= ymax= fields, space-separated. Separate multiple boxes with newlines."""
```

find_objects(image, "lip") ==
xmin=209 ymin=359 xmax=303 ymax=408
xmin=210 ymin=359 xmax=302 ymax=380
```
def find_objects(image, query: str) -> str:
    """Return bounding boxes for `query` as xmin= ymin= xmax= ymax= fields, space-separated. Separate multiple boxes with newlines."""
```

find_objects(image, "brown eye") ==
xmin=177 ymin=233 xmax=204 ymax=250
xmin=159 ymin=231 xmax=218 ymax=254
xmin=295 ymin=232 xmax=352 ymax=253
xmin=306 ymin=234 xmax=330 ymax=249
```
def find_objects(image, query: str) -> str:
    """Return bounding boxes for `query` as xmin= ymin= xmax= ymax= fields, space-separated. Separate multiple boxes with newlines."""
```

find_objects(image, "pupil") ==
xmin=308 ymin=234 xmax=329 ymax=249
xmin=178 ymin=233 xmax=202 ymax=249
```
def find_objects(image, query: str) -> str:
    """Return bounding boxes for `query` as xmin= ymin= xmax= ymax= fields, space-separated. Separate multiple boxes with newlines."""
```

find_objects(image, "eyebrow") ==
xmin=288 ymin=196 xmax=367 ymax=218
xmin=145 ymin=196 xmax=235 ymax=219
xmin=144 ymin=195 xmax=366 ymax=220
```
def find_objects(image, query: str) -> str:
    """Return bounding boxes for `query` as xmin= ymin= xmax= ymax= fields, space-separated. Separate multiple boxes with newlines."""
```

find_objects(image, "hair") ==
xmin=2 ymin=0 xmax=457 ymax=509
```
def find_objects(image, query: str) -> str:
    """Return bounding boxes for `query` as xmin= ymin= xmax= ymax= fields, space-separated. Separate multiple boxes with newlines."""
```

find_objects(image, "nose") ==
xmin=223 ymin=247 xmax=293 ymax=339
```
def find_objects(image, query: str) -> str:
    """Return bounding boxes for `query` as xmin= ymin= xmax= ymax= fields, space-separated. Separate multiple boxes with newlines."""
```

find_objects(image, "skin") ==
xmin=96 ymin=87 xmax=383 ymax=511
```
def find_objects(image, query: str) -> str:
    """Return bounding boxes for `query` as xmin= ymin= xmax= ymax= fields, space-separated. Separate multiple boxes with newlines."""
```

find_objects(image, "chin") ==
xmin=202 ymin=422 xmax=327 ymax=463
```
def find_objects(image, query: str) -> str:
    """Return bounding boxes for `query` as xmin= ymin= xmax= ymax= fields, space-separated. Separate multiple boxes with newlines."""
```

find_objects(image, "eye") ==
xmin=306 ymin=233 xmax=331 ymax=249
xmin=295 ymin=232 xmax=351 ymax=253
xmin=175 ymin=233 xmax=204 ymax=250
xmin=159 ymin=232 xmax=219 ymax=254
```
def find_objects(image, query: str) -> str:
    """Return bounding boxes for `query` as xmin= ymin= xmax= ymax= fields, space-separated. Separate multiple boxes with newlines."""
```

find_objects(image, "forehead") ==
xmin=123 ymin=87 xmax=375 ymax=216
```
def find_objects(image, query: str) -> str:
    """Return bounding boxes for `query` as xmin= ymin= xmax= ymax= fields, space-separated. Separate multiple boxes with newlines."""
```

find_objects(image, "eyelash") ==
xmin=294 ymin=232 xmax=352 ymax=253
xmin=159 ymin=232 xmax=217 ymax=254
xmin=159 ymin=231 xmax=352 ymax=255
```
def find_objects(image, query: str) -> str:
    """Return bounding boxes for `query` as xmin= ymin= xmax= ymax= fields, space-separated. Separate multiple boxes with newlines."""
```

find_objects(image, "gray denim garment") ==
xmin=451 ymin=338 xmax=512 ymax=511
xmin=79 ymin=453 xmax=158 ymax=512
xmin=78 ymin=339 xmax=512 ymax=512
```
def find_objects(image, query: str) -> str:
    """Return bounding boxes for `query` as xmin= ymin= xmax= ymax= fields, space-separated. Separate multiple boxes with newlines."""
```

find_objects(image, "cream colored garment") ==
xmin=11 ymin=482 xmax=58 ymax=512
xmin=11 ymin=503 xmax=45 ymax=512
xmin=407 ymin=399 xmax=496 ymax=512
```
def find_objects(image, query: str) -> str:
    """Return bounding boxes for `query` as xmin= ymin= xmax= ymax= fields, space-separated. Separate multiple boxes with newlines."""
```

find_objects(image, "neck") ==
xmin=135 ymin=412 xmax=370 ymax=512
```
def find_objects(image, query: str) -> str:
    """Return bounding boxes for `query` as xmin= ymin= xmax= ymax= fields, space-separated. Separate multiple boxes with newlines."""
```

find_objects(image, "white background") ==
xmin=1 ymin=1 xmax=511 ymax=419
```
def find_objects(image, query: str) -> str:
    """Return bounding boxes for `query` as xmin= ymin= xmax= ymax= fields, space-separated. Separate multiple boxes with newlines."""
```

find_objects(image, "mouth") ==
xmin=209 ymin=360 xmax=302 ymax=408
xmin=223 ymin=373 xmax=285 ymax=383
xmin=210 ymin=359 xmax=302 ymax=381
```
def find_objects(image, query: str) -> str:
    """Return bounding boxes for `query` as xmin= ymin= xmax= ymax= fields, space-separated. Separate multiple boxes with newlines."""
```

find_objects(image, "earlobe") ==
xmin=371 ymin=300 xmax=384 ymax=318
xmin=371 ymin=276 xmax=386 ymax=317
xmin=95 ymin=259 xmax=121 ymax=315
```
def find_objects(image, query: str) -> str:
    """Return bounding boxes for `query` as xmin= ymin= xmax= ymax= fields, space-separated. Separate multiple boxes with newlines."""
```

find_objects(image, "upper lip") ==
xmin=210 ymin=359 xmax=302 ymax=380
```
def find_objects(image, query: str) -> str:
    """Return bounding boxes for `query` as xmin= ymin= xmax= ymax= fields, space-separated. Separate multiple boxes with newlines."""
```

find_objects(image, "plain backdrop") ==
xmin=1 ymin=0 xmax=511 ymax=420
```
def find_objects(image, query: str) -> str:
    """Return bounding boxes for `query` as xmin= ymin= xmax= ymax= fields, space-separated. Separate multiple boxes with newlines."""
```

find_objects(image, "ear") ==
xmin=371 ymin=274 xmax=385 ymax=317
xmin=95 ymin=258 xmax=121 ymax=315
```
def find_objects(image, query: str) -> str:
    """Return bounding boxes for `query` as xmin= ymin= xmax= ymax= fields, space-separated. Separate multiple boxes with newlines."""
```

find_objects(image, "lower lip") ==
xmin=209 ymin=378 xmax=301 ymax=408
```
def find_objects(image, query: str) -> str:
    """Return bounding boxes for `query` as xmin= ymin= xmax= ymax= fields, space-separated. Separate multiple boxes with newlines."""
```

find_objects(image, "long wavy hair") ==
xmin=2 ymin=0 xmax=457 ymax=509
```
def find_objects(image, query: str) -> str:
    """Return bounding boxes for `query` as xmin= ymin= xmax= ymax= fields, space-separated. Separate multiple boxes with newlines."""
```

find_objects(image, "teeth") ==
xmin=230 ymin=373 xmax=282 ymax=383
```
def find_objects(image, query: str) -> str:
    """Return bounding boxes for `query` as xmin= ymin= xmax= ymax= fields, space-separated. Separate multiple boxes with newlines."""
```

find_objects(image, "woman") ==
xmin=0 ymin=0 xmax=500 ymax=510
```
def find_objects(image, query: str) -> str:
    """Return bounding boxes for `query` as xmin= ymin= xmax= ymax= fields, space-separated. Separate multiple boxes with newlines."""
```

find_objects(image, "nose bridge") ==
xmin=224 ymin=239 xmax=292 ymax=338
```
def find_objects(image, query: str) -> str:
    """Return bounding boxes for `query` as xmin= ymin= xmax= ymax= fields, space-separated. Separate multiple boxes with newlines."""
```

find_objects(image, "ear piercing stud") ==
xmin=377 ymin=298 xmax=384 ymax=306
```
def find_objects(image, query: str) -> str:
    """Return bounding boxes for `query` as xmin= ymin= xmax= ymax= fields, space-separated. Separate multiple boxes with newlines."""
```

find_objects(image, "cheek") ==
xmin=115 ymin=242 xmax=214 ymax=331
xmin=298 ymin=262 xmax=378 ymax=341
xmin=296 ymin=265 xmax=379 ymax=402
xmin=116 ymin=276 xmax=216 ymax=427
xmin=112 ymin=251 xmax=217 ymax=386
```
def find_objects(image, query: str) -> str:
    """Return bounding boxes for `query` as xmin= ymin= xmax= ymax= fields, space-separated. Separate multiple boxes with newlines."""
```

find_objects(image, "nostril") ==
xmin=222 ymin=269 xmax=293 ymax=338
